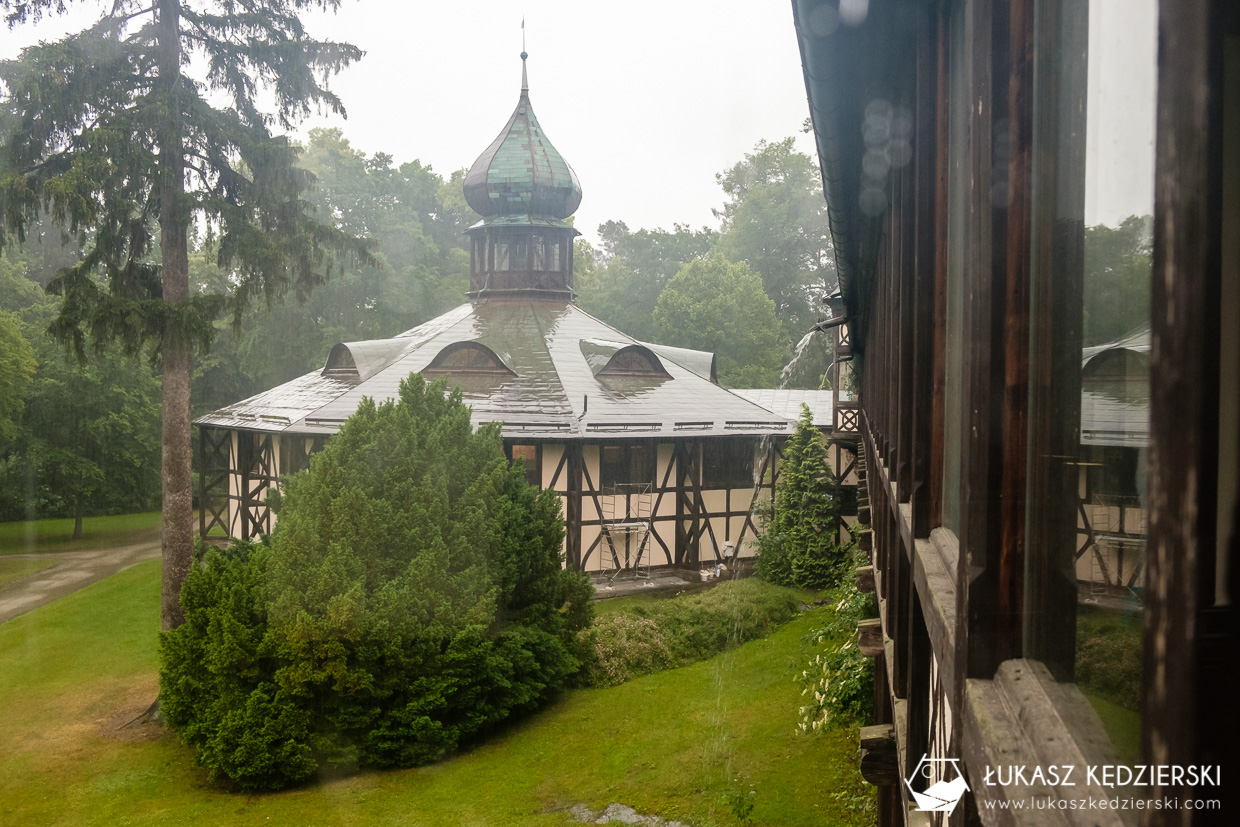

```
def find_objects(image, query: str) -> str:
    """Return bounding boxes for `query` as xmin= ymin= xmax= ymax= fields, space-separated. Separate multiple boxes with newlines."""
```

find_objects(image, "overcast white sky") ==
xmin=0 ymin=0 xmax=1156 ymax=240
xmin=1085 ymin=0 xmax=1157 ymax=227
xmin=0 ymin=1 xmax=819 ymax=244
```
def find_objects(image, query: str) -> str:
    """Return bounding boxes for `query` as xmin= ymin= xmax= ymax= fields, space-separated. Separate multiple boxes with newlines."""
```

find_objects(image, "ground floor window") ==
xmin=507 ymin=443 xmax=541 ymax=488
xmin=600 ymin=443 xmax=655 ymax=491
xmin=701 ymin=440 xmax=755 ymax=489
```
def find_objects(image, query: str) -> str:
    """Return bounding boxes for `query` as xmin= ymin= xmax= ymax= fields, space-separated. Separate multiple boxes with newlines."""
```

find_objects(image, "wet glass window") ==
xmin=1024 ymin=0 xmax=1156 ymax=765
xmin=280 ymin=435 xmax=308 ymax=476
xmin=511 ymin=240 xmax=528 ymax=270
xmin=599 ymin=347 xmax=667 ymax=376
xmin=702 ymin=440 xmax=754 ymax=489
xmin=509 ymin=443 xmax=540 ymax=488
xmin=473 ymin=237 xmax=487 ymax=273
xmin=425 ymin=344 xmax=512 ymax=374
xmin=939 ymin=0 xmax=968 ymax=533
xmin=600 ymin=444 xmax=655 ymax=490
xmin=495 ymin=242 xmax=510 ymax=271
xmin=323 ymin=345 xmax=358 ymax=377
xmin=532 ymin=235 xmax=546 ymax=271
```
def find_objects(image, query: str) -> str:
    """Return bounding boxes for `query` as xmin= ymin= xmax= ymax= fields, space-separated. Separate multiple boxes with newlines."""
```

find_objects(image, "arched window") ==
xmin=322 ymin=344 xmax=358 ymax=378
xmin=599 ymin=346 xmax=669 ymax=377
xmin=1082 ymin=348 xmax=1149 ymax=381
xmin=423 ymin=342 xmax=515 ymax=376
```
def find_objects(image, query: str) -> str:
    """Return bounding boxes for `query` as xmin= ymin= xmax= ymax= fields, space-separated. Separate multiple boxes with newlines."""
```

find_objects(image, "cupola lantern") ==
xmin=463 ymin=52 xmax=582 ymax=300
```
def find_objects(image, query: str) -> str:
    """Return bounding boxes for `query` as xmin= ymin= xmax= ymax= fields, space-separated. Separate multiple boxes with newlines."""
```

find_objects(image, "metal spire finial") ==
xmin=520 ymin=18 xmax=528 ymax=93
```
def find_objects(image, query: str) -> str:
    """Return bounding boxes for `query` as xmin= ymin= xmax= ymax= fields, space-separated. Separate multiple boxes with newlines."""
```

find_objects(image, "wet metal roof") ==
xmin=1080 ymin=325 xmax=1150 ymax=447
xmin=196 ymin=301 xmax=797 ymax=440
xmin=462 ymin=56 xmax=582 ymax=224
xmin=730 ymin=389 xmax=835 ymax=428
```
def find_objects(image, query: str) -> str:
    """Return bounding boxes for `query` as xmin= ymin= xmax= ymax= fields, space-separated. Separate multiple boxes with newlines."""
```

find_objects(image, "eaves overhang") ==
xmin=792 ymin=0 xmax=911 ymax=359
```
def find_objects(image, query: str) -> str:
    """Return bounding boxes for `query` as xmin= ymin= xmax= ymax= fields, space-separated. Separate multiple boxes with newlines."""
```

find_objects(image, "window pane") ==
xmin=628 ymin=445 xmax=654 ymax=487
xmin=511 ymin=443 xmax=540 ymax=488
xmin=426 ymin=344 xmax=509 ymax=373
xmin=532 ymin=235 xmax=546 ymax=271
xmin=600 ymin=444 xmax=654 ymax=490
xmin=601 ymin=348 xmax=663 ymax=375
xmin=703 ymin=440 xmax=755 ymax=489
xmin=1026 ymin=0 xmax=1156 ymax=765
xmin=600 ymin=445 xmax=624 ymax=490
xmin=473 ymin=237 xmax=487 ymax=273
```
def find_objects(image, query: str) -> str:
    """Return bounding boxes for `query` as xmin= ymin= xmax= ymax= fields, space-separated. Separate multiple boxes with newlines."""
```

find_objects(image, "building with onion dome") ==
xmin=194 ymin=53 xmax=841 ymax=574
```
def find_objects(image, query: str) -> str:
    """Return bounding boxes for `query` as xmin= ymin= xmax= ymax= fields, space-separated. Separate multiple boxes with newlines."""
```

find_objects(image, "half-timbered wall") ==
xmin=198 ymin=429 xmax=858 ymax=576
xmin=517 ymin=436 xmax=787 ymax=574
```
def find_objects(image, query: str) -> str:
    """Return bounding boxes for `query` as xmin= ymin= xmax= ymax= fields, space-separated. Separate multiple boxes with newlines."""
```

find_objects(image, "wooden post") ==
xmin=566 ymin=443 xmax=582 ymax=570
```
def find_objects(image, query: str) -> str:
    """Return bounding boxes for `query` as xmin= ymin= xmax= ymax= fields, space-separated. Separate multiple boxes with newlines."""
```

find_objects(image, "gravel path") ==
xmin=0 ymin=538 xmax=161 ymax=624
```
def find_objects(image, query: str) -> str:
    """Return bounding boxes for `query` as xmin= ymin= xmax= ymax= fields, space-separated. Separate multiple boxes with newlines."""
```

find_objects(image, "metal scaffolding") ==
xmin=599 ymin=482 xmax=654 ymax=584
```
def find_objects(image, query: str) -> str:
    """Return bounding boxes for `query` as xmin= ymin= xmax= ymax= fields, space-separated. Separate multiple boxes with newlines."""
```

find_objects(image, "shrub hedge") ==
xmin=579 ymin=579 xmax=801 ymax=687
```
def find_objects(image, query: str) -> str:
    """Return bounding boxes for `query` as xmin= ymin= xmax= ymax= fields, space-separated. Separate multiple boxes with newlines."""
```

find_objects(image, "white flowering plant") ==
xmin=796 ymin=543 xmax=876 ymax=732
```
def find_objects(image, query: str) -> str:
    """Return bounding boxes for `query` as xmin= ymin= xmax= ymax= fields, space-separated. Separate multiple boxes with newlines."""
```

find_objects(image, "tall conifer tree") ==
xmin=756 ymin=404 xmax=842 ymax=587
xmin=0 ymin=0 xmax=371 ymax=628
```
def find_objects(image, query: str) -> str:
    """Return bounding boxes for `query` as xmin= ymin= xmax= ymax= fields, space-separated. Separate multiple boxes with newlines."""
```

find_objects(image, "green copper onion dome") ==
xmin=463 ymin=52 xmax=582 ymax=223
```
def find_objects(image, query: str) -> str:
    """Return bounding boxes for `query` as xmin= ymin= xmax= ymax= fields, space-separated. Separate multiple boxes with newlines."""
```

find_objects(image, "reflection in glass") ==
xmin=1028 ymin=0 xmax=1156 ymax=766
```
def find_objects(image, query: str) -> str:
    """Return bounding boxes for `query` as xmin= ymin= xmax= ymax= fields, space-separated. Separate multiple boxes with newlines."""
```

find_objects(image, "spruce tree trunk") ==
xmin=157 ymin=0 xmax=192 ymax=631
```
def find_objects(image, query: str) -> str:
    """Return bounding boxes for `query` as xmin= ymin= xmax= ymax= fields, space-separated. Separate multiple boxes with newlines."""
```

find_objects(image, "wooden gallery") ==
xmin=194 ymin=55 xmax=854 ymax=576
xmin=792 ymin=0 xmax=1238 ymax=824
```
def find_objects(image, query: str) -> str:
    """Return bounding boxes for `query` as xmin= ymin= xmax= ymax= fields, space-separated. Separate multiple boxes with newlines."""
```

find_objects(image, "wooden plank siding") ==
xmin=792 ymin=0 xmax=1239 ymax=822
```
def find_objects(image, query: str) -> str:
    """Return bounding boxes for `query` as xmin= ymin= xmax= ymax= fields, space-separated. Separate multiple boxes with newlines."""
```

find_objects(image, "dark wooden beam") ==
xmin=911 ymin=0 xmax=939 ymax=539
xmin=1143 ymin=0 xmax=1237 ymax=819
xmin=859 ymin=723 xmax=899 ymax=787
xmin=1021 ymin=0 xmax=1086 ymax=682
xmin=566 ymin=443 xmax=582 ymax=569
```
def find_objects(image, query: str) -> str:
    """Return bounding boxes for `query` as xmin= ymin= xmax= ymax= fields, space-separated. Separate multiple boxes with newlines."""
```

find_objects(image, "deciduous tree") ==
xmin=0 ymin=309 xmax=34 ymax=444
xmin=1083 ymin=215 xmax=1152 ymax=346
xmin=715 ymin=138 xmax=834 ymax=333
xmin=652 ymin=254 xmax=786 ymax=388
xmin=576 ymin=220 xmax=716 ymax=342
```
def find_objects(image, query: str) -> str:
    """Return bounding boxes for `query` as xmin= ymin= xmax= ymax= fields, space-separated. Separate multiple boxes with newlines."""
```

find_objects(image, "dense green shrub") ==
xmin=1075 ymin=605 xmax=1142 ymax=711
xmin=579 ymin=579 xmax=801 ymax=687
xmin=579 ymin=614 xmax=674 ymax=686
xmin=159 ymin=540 xmax=321 ymax=790
xmin=755 ymin=405 xmax=845 ymax=589
xmin=161 ymin=376 xmax=594 ymax=790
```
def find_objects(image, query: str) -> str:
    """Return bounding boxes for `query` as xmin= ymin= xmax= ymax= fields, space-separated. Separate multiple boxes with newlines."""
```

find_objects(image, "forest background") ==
xmin=0 ymin=128 xmax=837 ymax=526
xmin=0 ymin=126 xmax=1150 ymax=526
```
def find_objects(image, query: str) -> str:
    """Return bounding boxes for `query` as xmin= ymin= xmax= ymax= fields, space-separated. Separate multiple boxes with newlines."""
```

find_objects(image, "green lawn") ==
xmin=1083 ymin=692 xmax=1141 ymax=766
xmin=0 ymin=556 xmax=57 ymax=587
xmin=0 ymin=511 xmax=161 ymax=555
xmin=0 ymin=561 xmax=870 ymax=826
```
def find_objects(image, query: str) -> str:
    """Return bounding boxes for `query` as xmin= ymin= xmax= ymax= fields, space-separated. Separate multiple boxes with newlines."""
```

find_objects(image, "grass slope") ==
xmin=0 ymin=556 xmax=56 ymax=586
xmin=0 ymin=511 xmax=161 ymax=555
xmin=0 ymin=561 xmax=869 ymax=826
